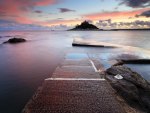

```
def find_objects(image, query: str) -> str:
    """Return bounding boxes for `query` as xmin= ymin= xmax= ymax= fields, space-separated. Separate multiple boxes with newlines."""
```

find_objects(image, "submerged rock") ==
xmin=4 ymin=38 xmax=26 ymax=44
xmin=106 ymin=65 xmax=150 ymax=112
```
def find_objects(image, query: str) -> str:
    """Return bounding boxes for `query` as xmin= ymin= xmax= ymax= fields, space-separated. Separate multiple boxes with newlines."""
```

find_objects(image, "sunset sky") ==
xmin=0 ymin=0 xmax=150 ymax=30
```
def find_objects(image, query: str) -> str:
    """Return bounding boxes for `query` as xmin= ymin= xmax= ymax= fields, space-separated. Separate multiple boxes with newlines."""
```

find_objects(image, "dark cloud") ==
xmin=58 ymin=8 xmax=76 ymax=13
xmin=133 ymin=20 xmax=150 ymax=27
xmin=0 ymin=18 xmax=70 ymax=31
xmin=96 ymin=19 xmax=150 ymax=29
xmin=119 ymin=0 xmax=150 ymax=8
xmin=50 ymin=24 xmax=72 ymax=30
xmin=0 ymin=19 xmax=51 ymax=31
xmin=34 ymin=10 xmax=43 ymax=13
xmin=0 ymin=19 xmax=16 ymax=24
xmin=139 ymin=10 xmax=150 ymax=17
xmin=96 ymin=19 xmax=112 ymax=28
xmin=57 ymin=18 xmax=64 ymax=20
xmin=114 ymin=7 xmax=118 ymax=10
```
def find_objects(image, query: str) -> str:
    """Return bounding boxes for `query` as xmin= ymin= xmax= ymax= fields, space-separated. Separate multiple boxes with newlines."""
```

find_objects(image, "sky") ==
xmin=0 ymin=0 xmax=150 ymax=30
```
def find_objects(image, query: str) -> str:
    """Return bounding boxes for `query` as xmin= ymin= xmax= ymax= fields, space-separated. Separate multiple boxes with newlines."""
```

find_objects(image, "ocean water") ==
xmin=0 ymin=31 xmax=150 ymax=113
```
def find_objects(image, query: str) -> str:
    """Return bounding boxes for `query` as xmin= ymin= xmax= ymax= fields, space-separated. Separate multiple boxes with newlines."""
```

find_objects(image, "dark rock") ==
xmin=107 ymin=65 xmax=150 ymax=89
xmin=110 ymin=78 xmax=140 ymax=103
xmin=4 ymin=38 xmax=26 ymax=44
xmin=106 ymin=65 xmax=150 ymax=112
xmin=70 ymin=21 xmax=100 ymax=30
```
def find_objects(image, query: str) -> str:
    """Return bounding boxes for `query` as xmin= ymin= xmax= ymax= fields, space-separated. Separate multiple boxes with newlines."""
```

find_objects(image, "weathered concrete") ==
xmin=23 ymin=80 xmax=125 ymax=113
xmin=22 ymin=53 xmax=126 ymax=113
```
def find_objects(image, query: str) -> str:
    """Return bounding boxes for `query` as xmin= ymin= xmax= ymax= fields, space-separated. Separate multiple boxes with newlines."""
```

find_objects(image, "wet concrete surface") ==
xmin=23 ymin=53 xmax=126 ymax=113
xmin=53 ymin=66 xmax=100 ymax=78
xmin=61 ymin=59 xmax=91 ymax=66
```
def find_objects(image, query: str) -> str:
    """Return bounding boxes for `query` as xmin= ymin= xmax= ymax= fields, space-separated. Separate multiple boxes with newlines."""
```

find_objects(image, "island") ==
xmin=69 ymin=21 xmax=101 ymax=31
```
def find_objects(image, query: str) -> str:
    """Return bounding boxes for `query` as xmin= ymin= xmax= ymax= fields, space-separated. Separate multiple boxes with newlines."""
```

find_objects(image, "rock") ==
xmin=107 ymin=65 xmax=150 ymax=89
xmin=106 ymin=75 xmax=140 ymax=102
xmin=106 ymin=65 xmax=150 ymax=112
xmin=4 ymin=38 xmax=26 ymax=44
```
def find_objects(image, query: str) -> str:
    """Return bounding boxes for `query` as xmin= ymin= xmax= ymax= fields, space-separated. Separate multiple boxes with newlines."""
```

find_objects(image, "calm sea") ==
xmin=0 ymin=31 xmax=150 ymax=113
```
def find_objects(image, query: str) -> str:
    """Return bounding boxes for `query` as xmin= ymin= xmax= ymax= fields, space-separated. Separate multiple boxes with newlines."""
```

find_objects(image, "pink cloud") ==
xmin=58 ymin=8 xmax=76 ymax=13
xmin=83 ymin=8 xmax=150 ymax=20
xmin=0 ymin=0 xmax=61 ymax=24
xmin=0 ymin=0 xmax=61 ymax=14
xmin=14 ymin=17 xmax=36 ymax=24
xmin=34 ymin=10 xmax=43 ymax=13
xmin=36 ymin=0 xmax=60 ymax=6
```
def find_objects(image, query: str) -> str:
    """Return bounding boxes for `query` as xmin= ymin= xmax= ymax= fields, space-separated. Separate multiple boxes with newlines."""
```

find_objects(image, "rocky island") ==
xmin=4 ymin=37 xmax=26 ymax=44
xmin=70 ymin=21 xmax=101 ymax=31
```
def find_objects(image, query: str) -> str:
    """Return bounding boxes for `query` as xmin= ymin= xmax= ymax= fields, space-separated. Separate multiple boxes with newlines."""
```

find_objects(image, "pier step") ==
xmin=61 ymin=59 xmax=91 ymax=66
xmin=52 ymin=66 xmax=100 ymax=78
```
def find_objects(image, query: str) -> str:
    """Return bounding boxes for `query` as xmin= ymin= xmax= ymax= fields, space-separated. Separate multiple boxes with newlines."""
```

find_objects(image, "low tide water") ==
xmin=0 ymin=31 xmax=150 ymax=113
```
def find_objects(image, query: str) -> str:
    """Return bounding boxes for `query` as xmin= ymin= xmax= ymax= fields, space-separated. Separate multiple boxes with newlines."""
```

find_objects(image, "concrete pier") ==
xmin=22 ymin=53 xmax=126 ymax=113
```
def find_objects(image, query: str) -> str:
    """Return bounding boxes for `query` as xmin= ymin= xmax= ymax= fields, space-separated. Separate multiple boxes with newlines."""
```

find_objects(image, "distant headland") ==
xmin=69 ymin=21 xmax=150 ymax=31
